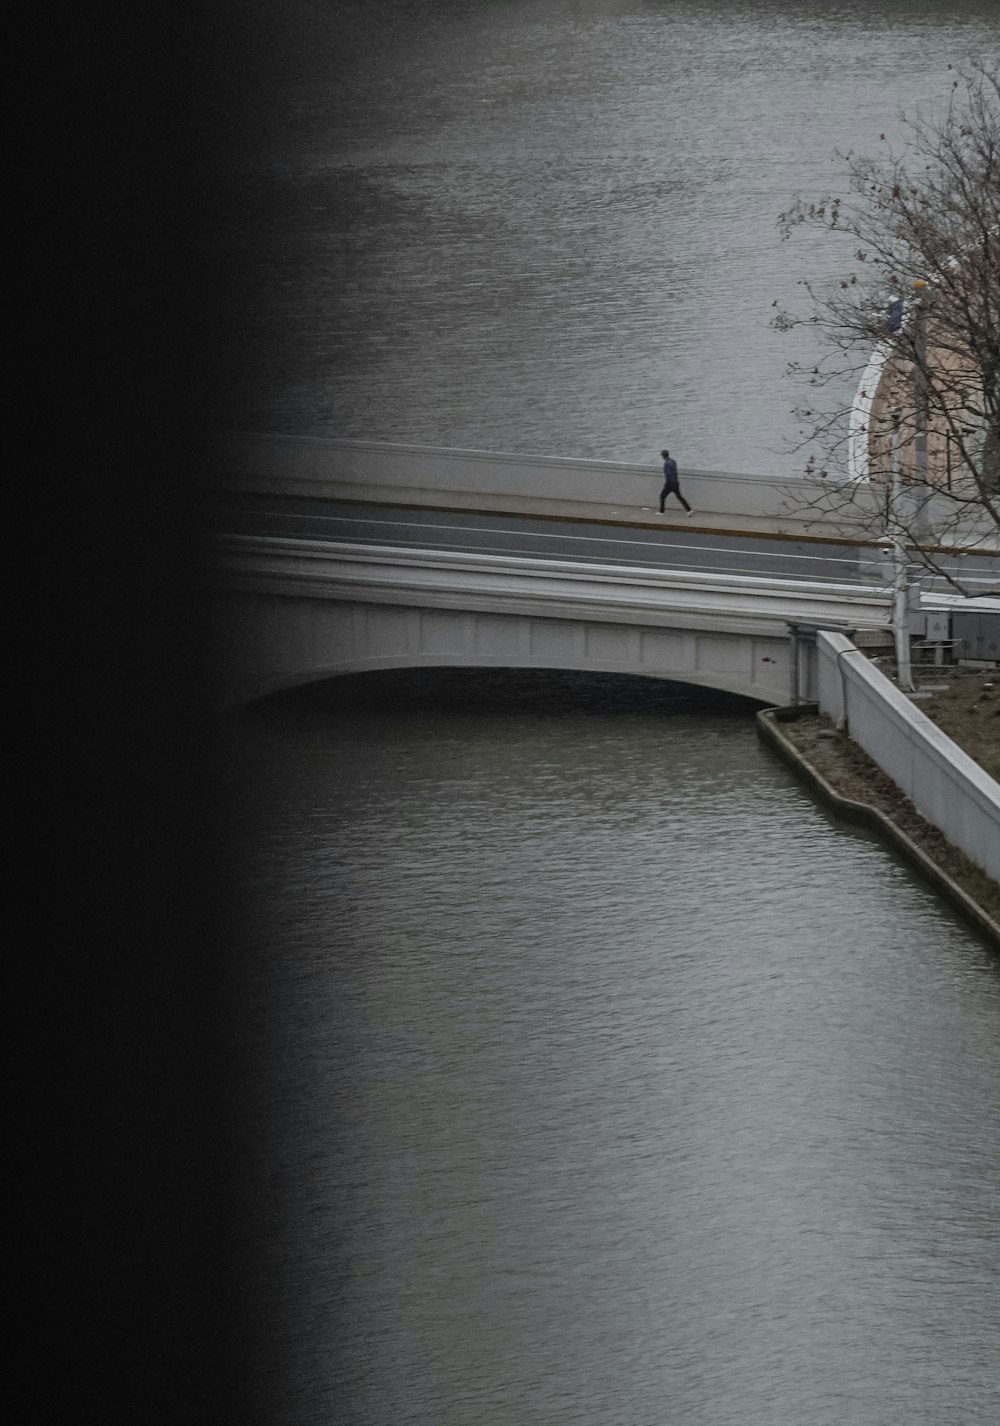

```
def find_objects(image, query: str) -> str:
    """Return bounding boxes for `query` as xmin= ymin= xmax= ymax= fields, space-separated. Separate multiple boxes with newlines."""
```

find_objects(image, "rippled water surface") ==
xmin=221 ymin=6 xmax=1000 ymax=1417
xmin=226 ymin=671 xmax=1000 ymax=1424
xmin=221 ymin=0 xmax=999 ymax=472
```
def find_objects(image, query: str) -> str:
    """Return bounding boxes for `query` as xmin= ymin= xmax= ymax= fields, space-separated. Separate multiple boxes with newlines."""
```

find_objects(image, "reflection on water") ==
xmin=225 ymin=670 xmax=1000 ymax=1425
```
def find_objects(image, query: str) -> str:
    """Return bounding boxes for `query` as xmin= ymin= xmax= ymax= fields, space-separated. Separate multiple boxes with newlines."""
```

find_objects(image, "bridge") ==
xmin=214 ymin=535 xmax=893 ymax=708
xmin=217 ymin=434 xmax=1000 ymax=708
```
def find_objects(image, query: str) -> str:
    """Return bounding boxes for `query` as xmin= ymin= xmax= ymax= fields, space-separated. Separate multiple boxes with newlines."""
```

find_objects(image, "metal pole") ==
xmin=889 ymin=411 xmax=915 ymax=691
xmin=788 ymin=623 xmax=800 ymax=705
xmin=913 ymin=288 xmax=929 ymax=490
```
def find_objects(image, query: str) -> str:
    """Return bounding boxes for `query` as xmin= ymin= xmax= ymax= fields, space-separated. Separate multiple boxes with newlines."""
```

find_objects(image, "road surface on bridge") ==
xmin=218 ymin=495 xmax=1000 ymax=593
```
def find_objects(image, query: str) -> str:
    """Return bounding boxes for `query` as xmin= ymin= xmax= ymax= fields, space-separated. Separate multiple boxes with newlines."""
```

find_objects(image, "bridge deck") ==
xmin=266 ymin=479 xmax=862 ymax=546
xmin=218 ymin=433 xmax=1000 ymax=555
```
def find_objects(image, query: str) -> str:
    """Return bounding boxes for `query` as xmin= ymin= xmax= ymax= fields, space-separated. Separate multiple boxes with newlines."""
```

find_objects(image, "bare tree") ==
xmin=773 ymin=62 xmax=1000 ymax=595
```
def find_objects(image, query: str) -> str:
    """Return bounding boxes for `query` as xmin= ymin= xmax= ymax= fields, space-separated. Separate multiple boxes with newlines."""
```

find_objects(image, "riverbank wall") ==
xmin=815 ymin=631 xmax=1000 ymax=883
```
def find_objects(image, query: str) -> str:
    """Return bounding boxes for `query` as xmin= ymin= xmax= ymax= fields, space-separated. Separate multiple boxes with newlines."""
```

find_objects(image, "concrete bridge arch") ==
xmin=214 ymin=538 xmax=892 ymax=709
xmin=227 ymin=626 xmax=778 ymax=708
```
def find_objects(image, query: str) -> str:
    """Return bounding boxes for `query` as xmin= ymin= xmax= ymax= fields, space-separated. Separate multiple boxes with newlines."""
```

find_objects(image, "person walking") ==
xmin=658 ymin=449 xmax=693 ymax=515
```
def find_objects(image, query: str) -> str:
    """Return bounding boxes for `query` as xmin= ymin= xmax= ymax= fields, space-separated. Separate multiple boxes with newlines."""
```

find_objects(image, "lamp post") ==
xmin=888 ymin=408 xmax=915 ymax=691
xmin=912 ymin=278 xmax=930 ymax=489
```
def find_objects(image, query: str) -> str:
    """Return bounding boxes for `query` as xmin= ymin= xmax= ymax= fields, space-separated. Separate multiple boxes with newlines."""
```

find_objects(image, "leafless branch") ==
xmin=774 ymin=63 xmax=999 ymax=594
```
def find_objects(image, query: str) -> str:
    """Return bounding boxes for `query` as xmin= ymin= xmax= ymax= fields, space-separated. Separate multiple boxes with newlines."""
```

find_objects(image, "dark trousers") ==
xmin=659 ymin=480 xmax=690 ymax=512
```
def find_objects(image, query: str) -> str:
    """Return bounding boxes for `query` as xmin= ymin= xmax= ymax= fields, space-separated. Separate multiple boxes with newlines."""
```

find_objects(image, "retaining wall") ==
xmin=817 ymin=631 xmax=1000 ymax=881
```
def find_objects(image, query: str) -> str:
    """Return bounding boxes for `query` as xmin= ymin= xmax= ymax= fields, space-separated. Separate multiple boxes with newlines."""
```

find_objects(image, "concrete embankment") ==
xmin=815 ymin=632 xmax=1000 ymax=883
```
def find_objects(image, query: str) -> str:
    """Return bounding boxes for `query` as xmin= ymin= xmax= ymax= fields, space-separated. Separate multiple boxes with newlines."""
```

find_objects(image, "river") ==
xmin=220 ymin=0 xmax=998 ymax=474
xmin=224 ymin=670 xmax=1000 ymax=1424
xmin=219 ymin=4 xmax=1000 ymax=1420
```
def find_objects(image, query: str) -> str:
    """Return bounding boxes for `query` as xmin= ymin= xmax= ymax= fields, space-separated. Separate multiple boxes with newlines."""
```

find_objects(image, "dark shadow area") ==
xmin=243 ymin=667 xmax=766 ymax=721
xmin=28 ymin=8 xmax=274 ymax=1423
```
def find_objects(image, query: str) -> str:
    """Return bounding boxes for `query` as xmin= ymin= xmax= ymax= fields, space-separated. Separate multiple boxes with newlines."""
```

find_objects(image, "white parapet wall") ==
xmin=817 ymin=630 xmax=1000 ymax=882
xmin=218 ymin=432 xmax=882 ymax=532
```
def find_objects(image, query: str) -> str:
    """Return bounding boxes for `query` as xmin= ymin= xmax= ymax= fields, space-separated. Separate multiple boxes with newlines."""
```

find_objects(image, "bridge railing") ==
xmin=217 ymin=432 xmax=880 ymax=534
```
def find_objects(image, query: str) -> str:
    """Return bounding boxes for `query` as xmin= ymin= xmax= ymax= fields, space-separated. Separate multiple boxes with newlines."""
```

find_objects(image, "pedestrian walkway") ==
xmin=311 ymin=480 xmax=873 ymax=547
xmin=221 ymin=432 xmax=1000 ymax=554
